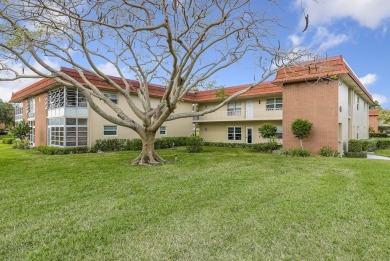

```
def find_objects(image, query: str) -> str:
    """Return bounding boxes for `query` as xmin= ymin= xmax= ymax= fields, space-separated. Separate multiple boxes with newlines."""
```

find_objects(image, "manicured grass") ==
xmin=0 ymin=133 xmax=11 ymax=141
xmin=1 ymin=144 xmax=389 ymax=260
xmin=375 ymin=149 xmax=390 ymax=157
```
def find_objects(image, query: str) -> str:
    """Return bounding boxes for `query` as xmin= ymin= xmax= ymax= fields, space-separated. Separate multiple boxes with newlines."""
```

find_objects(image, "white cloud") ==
xmin=296 ymin=0 xmax=390 ymax=29
xmin=372 ymin=93 xmax=388 ymax=105
xmin=288 ymin=27 xmax=348 ymax=52
xmin=0 ymin=58 xmax=60 ymax=102
xmin=96 ymin=62 xmax=134 ymax=79
xmin=359 ymin=73 xmax=378 ymax=86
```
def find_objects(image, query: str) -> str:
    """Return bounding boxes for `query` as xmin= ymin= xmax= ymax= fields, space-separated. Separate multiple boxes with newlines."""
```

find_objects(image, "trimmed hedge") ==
xmin=375 ymin=139 xmax=390 ymax=150
xmin=252 ymin=142 xmax=281 ymax=153
xmin=37 ymin=146 xmax=89 ymax=155
xmin=276 ymin=148 xmax=311 ymax=157
xmin=204 ymin=142 xmax=254 ymax=148
xmin=2 ymin=138 xmax=14 ymax=144
xmin=344 ymin=152 xmax=367 ymax=158
xmin=318 ymin=146 xmax=339 ymax=157
xmin=348 ymin=139 xmax=363 ymax=152
xmin=370 ymin=133 xmax=388 ymax=138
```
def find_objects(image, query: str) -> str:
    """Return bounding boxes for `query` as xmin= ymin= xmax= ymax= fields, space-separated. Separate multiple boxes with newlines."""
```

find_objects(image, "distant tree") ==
xmin=378 ymin=110 xmax=390 ymax=124
xmin=12 ymin=120 xmax=30 ymax=139
xmin=291 ymin=118 xmax=313 ymax=149
xmin=259 ymin=123 xmax=277 ymax=139
xmin=0 ymin=99 xmax=14 ymax=127
xmin=369 ymin=100 xmax=382 ymax=110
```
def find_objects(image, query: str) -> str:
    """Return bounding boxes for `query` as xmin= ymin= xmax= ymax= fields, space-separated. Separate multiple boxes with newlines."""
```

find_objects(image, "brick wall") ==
xmin=282 ymin=80 xmax=339 ymax=154
xmin=34 ymin=93 xmax=47 ymax=146
xmin=369 ymin=115 xmax=379 ymax=132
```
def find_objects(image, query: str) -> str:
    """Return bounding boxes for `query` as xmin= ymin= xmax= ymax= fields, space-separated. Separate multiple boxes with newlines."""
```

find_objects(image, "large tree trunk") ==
xmin=131 ymin=131 xmax=165 ymax=165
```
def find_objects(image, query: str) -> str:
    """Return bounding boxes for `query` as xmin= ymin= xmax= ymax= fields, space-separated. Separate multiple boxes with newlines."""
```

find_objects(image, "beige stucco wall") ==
xmin=198 ymin=120 xmax=282 ymax=144
xmin=350 ymin=90 xmax=369 ymax=140
xmin=88 ymin=94 xmax=193 ymax=147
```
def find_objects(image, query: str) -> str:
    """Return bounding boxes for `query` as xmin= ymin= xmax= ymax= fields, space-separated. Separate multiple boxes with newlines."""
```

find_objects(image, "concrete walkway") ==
xmin=367 ymin=152 xmax=390 ymax=161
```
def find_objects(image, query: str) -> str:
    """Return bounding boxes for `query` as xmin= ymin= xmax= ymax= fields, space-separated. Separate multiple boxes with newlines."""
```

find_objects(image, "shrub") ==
xmin=12 ymin=138 xmax=30 ymax=149
xmin=348 ymin=139 xmax=363 ymax=152
xmin=258 ymin=123 xmax=277 ymax=139
xmin=186 ymin=136 xmax=204 ymax=153
xmin=376 ymin=139 xmax=390 ymax=150
xmin=252 ymin=141 xmax=281 ymax=153
xmin=154 ymin=137 xmax=189 ymax=149
xmin=361 ymin=139 xmax=377 ymax=152
xmin=318 ymin=146 xmax=339 ymax=157
xmin=370 ymin=132 xmax=388 ymax=138
xmin=276 ymin=148 xmax=311 ymax=157
xmin=344 ymin=152 xmax=367 ymax=158
xmin=37 ymin=146 xmax=90 ymax=155
xmin=203 ymin=142 xmax=254 ymax=148
xmin=2 ymin=138 xmax=14 ymax=144
xmin=93 ymin=139 xmax=127 ymax=152
xmin=126 ymin=139 xmax=143 ymax=151
xmin=11 ymin=120 xmax=31 ymax=139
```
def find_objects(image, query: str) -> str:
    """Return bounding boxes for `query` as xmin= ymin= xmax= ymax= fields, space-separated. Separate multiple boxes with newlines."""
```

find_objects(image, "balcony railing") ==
xmin=193 ymin=109 xmax=282 ymax=122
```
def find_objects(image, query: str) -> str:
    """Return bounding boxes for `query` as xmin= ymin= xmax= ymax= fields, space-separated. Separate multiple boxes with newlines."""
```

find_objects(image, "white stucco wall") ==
xmin=338 ymin=79 xmax=349 ymax=152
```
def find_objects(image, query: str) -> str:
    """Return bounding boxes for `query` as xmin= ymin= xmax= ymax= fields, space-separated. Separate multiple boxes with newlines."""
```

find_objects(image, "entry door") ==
xmin=246 ymin=127 xmax=253 ymax=144
xmin=246 ymin=100 xmax=253 ymax=119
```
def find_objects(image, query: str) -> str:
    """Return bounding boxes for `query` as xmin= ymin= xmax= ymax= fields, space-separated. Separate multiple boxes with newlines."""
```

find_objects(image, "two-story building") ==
xmin=10 ymin=55 xmax=374 ymax=154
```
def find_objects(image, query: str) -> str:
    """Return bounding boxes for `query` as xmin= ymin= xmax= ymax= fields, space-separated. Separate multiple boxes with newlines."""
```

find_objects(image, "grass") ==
xmin=375 ymin=149 xmax=390 ymax=157
xmin=1 ymin=144 xmax=389 ymax=260
xmin=0 ymin=132 xmax=11 ymax=140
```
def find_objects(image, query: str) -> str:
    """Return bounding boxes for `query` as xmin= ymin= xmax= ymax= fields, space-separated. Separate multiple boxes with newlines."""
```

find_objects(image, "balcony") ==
xmin=193 ymin=109 xmax=282 ymax=122
xmin=48 ymin=107 xmax=88 ymax=118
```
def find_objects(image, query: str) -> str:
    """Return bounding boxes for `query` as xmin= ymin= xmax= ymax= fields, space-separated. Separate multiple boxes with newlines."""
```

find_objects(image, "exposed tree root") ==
xmin=131 ymin=151 xmax=166 ymax=166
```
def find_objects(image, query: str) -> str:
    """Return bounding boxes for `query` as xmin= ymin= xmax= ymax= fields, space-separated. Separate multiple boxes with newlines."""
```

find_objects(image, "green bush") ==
xmin=2 ymin=138 xmax=14 ymax=144
xmin=12 ymin=138 xmax=30 ymax=150
xmin=375 ymin=139 xmax=390 ymax=149
xmin=276 ymin=148 xmax=311 ymax=157
xmin=126 ymin=139 xmax=143 ymax=151
xmin=203 ymin=142 xmax=254 ymax=148
xmin=318 ymin=146 xmax=339 ymax=157
xmin=186 ymin=136 xmax=204 ymax=153
xmin=344 ymin=152 xmax=367 ymax=158
xmin=258 ymin=123 xmax=277 ymax=139
xmin=348 ymin=139 xmax=363 ymax=152
xmin=154 ymin=137 xmax=189 ymax=149
xmin=252 ymin=141 xmax=281 ymax=153
xmin=361 ymin=139 xmax=377 ymax=152
xmin=37 ymin=146 xmax=90 ymax=155
xmin=93 ymin=139 xmax=127 ymax=152
xmin=370 ymin=132 xmax=388 ymax=138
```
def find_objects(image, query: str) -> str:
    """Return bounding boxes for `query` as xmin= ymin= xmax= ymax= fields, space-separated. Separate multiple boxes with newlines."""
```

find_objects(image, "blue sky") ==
xmin=1 ymin=0 xmax=390 ymax=109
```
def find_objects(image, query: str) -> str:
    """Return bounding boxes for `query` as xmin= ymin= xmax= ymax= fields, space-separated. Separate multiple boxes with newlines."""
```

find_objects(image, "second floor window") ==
xmin=14 ymin=103 xmax=23 ymax=121
xmin=27 ymin=97 xmax=35 ymax=118
xmin=227 ymin=101 xmax=241 ymax=116
xmin=266 ymin=98 xmax=283 ymax=111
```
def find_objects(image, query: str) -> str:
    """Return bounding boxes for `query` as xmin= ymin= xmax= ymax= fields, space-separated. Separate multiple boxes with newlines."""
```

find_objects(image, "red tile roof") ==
xmin=10 ymin=55 xmax=373 ymax=103
xmin=273 ymin=55 xmax=373 ymax=102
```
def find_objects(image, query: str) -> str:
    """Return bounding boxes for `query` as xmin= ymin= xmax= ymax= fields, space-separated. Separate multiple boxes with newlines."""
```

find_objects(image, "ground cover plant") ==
xmin=374 ymin=149 xmax=390 ymax=157
xmin=0 ymin=143 xmax=389 ymax=260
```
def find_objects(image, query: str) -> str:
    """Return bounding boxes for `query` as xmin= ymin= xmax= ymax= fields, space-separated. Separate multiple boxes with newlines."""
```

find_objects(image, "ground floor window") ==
xmin=28 ymin=120 xmax=35 ymax=146
xmin=228 ymin=127 xmax=242 ymax=141
xmin=104 ymin=125 xmax=117 ymax=136
xmin=48 ymin=117 xmax=88 ymax=147
xmin=159 ymin=126 xmax=167 ymax=135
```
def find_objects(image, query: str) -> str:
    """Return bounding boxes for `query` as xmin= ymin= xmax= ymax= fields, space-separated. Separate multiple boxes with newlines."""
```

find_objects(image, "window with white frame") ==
xmin=28 ymin=120 xmax=35 ymax=145
xmin=227 ymin=102 xmax=241 ymax=116
xmin=276 ymin=126 xmax=283 ymax=139
xmin=104 ymin=125 xmax=117 ymax=136
xmin=104 ymin=93 xmax=118 ymax=104
xmin=266 ymin=98 xmax=283 ymax=111
xmin=227 ymin=127 xmax=242 ymax=141
xmin=47 ymin=87 xmax=87 ymax=109
xmin=48 ymin=117 xmax=87 ymax=147
xmin=159 ymin=126 xmax=167 ymax=135
xmin=14 ymin=103 xmax=23 ymax=121
xmin=27 ymin=97 xmax=35 ymax=119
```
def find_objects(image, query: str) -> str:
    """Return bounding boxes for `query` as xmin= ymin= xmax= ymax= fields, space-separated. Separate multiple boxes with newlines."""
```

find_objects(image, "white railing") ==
xmin=193 ymin=109 xmax=282 ymax=122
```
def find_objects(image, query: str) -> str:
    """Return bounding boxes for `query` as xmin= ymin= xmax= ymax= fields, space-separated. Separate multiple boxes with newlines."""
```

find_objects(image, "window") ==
xmin=227 ymin=102 xmax=241 ymax=116
xmin=228 ymin=127 xmax=242 ymax=141
xmin=276 ymin=126 xmax=283 ymax=139
xmin=104 ymin=125 xmax=117 ymax=136
xmin=27 ymin=97 xmax=35 ymax=119
xmin=14 ymin=103 xmax=23 ymax=121
xmin=160 ymin=126 xmax=167 ymax=135
xmin=104 ymin=93 xmax=118 ymax=104
xmin=266 ymin=98 xmax=283 ymax=111
xmin=28 ymin=120 xmax=35 ymax=145
xmin=48 ymin=117 xmax=88 ymax=147
xmin=47 ymin=87 xmax=87 ymax=109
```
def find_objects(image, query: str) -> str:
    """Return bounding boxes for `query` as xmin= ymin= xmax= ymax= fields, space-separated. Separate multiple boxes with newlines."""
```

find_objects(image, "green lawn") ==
xmin=1 ymin=144 xmax=389 ymax=260
xmin=375 ymin=149 xmax=390 ymax=157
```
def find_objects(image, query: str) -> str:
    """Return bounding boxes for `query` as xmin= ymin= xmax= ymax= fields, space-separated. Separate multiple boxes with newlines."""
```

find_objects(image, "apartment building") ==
xmin=10 ymin=55 xmax=374 ymax=154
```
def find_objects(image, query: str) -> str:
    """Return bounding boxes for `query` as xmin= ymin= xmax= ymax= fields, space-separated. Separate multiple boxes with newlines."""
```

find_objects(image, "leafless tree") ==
xmin=0 ymin=0 xmax=310 ymax=165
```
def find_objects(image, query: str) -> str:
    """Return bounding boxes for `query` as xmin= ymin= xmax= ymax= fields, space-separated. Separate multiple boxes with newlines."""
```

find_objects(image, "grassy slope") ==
xmin=375 ymin=149 xmax=390 ymax=157
xmin=0 ymin=144 xmax=389 ymax=260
